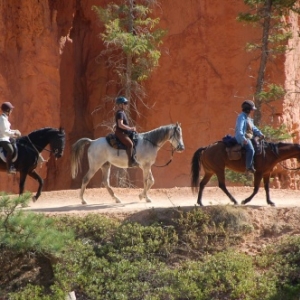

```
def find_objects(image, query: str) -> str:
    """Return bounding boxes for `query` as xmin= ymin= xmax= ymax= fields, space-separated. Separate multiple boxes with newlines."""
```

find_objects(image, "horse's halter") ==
xmin=169 ymin=124 xmax=185 ymax=152
xmin=144 ymin=124 xmax=184 ymax=168
xmin=26 ymin=134 xmax=64 ymax=159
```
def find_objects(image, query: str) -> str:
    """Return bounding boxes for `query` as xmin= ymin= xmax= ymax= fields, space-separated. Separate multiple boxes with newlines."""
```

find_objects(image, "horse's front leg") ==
xmin=241 ymin=172 xmax=263 ymax=205
xmin=139 ymin=165 xmax=154 ymax=203
xmin=216 ymin=172 xmax=238 ymax=205
xmin=27 ymin=170 xmax=44 ymax=202
xmin=263 ymin=173 xmax=275 ymax=206
xmin=101 ymin=162 xmax=121 ymax=203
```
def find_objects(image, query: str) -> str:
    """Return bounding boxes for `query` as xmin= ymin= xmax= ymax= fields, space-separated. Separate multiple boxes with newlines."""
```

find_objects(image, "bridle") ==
xmin=143 ymin=125 xmax=182 ymax=167
xmin=25 ymin=135 xmax=62 ymax=159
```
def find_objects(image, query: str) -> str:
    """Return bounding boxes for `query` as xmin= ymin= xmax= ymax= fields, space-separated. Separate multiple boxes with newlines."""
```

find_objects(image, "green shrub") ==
xmin=5 ymin=210 xmax=300 ymax=299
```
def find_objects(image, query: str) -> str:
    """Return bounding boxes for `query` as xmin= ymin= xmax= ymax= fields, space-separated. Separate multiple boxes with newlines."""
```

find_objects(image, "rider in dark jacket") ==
xmin=114 ymin=97 xmax=139 ymax=168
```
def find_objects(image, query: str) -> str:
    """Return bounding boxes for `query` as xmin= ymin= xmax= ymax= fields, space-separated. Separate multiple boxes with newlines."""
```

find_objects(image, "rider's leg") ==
xmin=115 ymin=130 xmax=138 ymax=167
xmin=244 ymin=139 xmax=255 ymax=172
xmin=0 ymin=141 xmax=16 ymax=174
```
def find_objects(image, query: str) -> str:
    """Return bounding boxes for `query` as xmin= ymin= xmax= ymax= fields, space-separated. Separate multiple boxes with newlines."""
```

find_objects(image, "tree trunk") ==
xmin=254 ymin=0 xmax=272 ymax=126
xmin=125 ymin=0 xmax=134 ymax=102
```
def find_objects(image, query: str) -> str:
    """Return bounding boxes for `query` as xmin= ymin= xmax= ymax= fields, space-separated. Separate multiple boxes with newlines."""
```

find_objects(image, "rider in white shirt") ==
xmin=0 ymin=102 xmax=21 ymax=174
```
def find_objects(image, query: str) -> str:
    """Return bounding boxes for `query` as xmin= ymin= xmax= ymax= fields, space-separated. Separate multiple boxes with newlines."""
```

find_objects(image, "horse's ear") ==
xmin=176 ymin=122 xmax=181 ymax=127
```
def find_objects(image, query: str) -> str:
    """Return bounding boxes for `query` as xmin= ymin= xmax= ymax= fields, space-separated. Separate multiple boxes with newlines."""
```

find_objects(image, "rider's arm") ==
xmin=235 ymin=114 xmax=247 ymax=145
xmin=0 ymin=116 xmax=18 ymax=138
xmin=117 ymin=119 xmax=135 ymax=131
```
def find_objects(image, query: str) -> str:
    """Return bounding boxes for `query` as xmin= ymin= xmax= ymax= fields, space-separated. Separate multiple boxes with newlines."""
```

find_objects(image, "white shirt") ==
xmin=0 ymin=113 xmax=17 ymax=142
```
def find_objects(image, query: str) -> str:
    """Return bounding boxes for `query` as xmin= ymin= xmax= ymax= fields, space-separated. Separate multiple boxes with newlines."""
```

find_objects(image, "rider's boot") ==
xmin=6 ymin=154 xmax=16 ymax=175
xmin=126 ymin=148 xmax=139 ymax=168
xmin=130 ymin=156 xmax=139 ymax=168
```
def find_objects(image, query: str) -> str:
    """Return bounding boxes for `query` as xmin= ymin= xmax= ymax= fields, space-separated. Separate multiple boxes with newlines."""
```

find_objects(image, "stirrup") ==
xmin=245 ymin=166 xmax=256 ymax=174
xmin=8 ymin=166 xmax=16 ymax=174
xmin=128 ymin=159 xmax=139 ymax=168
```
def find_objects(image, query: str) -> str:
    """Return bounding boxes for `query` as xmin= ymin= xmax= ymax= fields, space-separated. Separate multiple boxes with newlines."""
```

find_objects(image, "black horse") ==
xmin=0 ymin=127 xmax=65 ymax=201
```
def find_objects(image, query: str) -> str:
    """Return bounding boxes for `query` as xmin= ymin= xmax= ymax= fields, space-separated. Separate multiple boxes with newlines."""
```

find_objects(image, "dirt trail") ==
xmin=24 ymin=186 xmax=300 ymax=215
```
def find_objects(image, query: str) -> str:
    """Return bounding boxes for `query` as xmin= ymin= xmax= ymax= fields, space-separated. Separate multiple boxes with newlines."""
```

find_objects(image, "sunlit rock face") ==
xmin=0 ymin=0 xmax=298 ymax=194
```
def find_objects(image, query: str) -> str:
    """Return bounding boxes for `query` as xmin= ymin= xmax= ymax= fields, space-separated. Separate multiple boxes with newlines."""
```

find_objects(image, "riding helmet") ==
xmin=241 ymin=100 xmax=257 ymax=112
xmin=1 ymin=102 xmax=14 ymax=112
xmin=116 ymin=96 xmax=129 ymax=105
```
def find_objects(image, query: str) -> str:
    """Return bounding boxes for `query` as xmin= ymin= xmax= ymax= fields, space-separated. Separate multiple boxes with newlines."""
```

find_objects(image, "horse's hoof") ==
xmin=32 ymin=196 xmax=37 ymax=202
xmin=146 ymin=198 xmax=152 ymax=203
xmin=81 ymin=200 xmax=87 ymax=205
xmin=139 ymin=194 xmax=144 ymax=200
xmin=115 ymin=198 xmax=121 ymax=204
xmin=241 ymin=200 xmax=246 ymax=205
xmin=268 ymin=202 xmax=275 ymax=207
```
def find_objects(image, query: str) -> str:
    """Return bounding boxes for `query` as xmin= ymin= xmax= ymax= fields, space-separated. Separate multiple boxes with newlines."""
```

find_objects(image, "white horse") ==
xmin=71 ymin=123 xmax=185 ymax=204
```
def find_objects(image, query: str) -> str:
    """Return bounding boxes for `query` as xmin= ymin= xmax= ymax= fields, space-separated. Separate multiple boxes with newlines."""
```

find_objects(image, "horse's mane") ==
xmin=18 ymin=127 xmax=65 ymax=143
xmin=141 ymin=124 xmax=174 ymax=145
xmin=29 ymin=127 xmax=59 ymax=134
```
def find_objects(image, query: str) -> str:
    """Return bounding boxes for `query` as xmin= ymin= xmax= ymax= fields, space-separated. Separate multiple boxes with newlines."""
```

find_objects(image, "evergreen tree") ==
xmin=92 ymin=0 xmax=165 ymax=115
xmin=237 ymin=0 xmax=300 ymax=125
xmin=0 ymin=193 xmax=74 ymax=253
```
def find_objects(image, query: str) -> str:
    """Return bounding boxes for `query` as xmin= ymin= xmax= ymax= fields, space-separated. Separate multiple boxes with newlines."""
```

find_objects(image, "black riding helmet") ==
xmin=116 ymin=97 xmax=129 ymax=105
xmin=1 ymin=102 xmax=14 ymax=113
xmin=242 ymin=100 xmax=257 ymax=114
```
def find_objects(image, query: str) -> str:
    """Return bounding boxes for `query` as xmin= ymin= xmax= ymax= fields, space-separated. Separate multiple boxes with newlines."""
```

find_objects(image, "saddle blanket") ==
xmin=105 ymin=132 xmax=138 ymax=150
xmin=0 ymin=147 xmax=18 ymax=163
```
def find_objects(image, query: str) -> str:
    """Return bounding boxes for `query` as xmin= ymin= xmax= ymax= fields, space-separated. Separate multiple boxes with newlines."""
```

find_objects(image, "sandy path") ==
xmin=24 ymin=186 xmax=300 ymax=215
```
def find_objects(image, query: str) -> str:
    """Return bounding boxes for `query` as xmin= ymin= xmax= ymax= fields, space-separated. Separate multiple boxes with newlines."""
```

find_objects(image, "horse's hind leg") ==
xmin=197 ymin=173 xmax=213 ymax=206
xmin=80 ymin=166 xmax=99 ymax=205
xmin=101 ymin=162 xmax=121 ymax=203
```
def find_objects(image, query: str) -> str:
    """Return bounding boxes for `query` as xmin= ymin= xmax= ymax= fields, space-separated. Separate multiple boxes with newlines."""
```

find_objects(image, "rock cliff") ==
xmin=0 ymin=0 xmax=299 ymax=195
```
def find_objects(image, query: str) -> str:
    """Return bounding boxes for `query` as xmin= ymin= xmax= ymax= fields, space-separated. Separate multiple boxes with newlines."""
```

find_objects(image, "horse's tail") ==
xmin=191 ymin=147 xmax=205 ymax=193
xmin=71 ymin=138 xmax=92 ymax=179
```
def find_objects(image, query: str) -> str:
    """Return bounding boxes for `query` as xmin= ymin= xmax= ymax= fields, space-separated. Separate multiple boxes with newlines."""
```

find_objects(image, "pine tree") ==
xmin=92 ymin=0 xmax=165 ymax=115
xmin=237 ymin=0 xmax=300 ymax=125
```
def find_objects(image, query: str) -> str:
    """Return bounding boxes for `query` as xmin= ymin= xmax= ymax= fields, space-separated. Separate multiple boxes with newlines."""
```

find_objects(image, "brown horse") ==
xmin=191 ymin=141 xmax=300 ymax=206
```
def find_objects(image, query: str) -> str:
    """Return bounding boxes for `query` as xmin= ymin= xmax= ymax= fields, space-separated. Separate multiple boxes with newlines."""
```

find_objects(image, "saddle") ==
xmin=222 ymin=134 xmax=263 ymax=161
xmin=0 ymin=140 xmax=18 ymax=163
xmin=106 ymin=131 xmax=138 ymax=150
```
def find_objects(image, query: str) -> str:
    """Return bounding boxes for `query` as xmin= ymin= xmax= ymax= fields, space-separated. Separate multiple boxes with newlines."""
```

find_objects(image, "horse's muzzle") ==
xmin=55 ymin=153 xmax=63 ymax=159
xmin=176 ymin=144 xmax=185 ymax=152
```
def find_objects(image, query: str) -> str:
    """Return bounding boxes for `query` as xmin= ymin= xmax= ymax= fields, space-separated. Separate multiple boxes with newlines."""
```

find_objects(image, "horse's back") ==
xmin=88 ymin=137 xmax=110 ymax=152
xmin=202 ymin=142 xmax=226 ymax=158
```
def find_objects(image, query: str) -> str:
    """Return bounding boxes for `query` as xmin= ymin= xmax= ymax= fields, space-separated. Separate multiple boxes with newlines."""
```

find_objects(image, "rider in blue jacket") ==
xmin=235 ymin=100 xmax=265 ymax=174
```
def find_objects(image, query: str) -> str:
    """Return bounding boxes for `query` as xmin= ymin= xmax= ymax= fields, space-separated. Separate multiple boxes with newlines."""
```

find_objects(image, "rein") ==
xmin=142 ymin=137 xmax=175 ymax=167
xmin=26 ymin=136 xmax=49 ymax=164
xmin=142 ymin=126 xmax=181 ymax=168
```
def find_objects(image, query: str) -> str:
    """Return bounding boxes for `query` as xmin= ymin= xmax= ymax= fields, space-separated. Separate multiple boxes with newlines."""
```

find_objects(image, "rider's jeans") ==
xmin=244 ymin=139 xmax=255 ymax=169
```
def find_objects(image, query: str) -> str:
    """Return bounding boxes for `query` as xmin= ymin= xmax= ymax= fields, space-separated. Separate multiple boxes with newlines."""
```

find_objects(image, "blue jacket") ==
xmin=235 ymin=112 xmax=263 ymax=144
